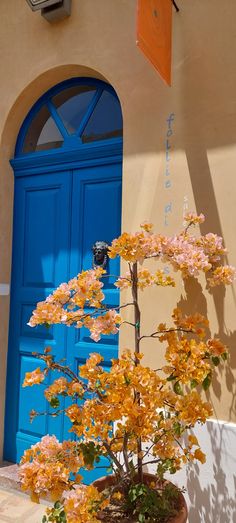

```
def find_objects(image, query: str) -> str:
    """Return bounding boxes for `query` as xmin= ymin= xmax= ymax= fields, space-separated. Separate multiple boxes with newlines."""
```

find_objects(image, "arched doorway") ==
xmin=4 ymin=78 xmax=123 ymax=469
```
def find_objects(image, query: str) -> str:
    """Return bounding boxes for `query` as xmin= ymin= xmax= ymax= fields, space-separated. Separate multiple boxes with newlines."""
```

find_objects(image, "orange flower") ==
xmin=194 ymin=448 xmax=206 ymax=464
xmin=23 ymin=368 xmax=45 ymax=387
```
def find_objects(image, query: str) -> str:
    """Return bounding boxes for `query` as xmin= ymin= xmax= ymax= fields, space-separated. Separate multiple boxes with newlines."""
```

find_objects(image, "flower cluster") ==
xmin=160 ymin=308 xmax=227 ymax=386
xmin=73 ymin=349 xmax=215 ymax=466
xmin=44 ymin=377 xmax=84 ymax=402
xmin=83 ymin=309 xmax=122 ymax=342
xmin=208 ymin=265 xmax=236 ymax=287
xmin=115 ymin=269 xmax=175 ymax=290
xmin=23 ymin=367 xmax=45 ymax=387
xmin=175 ymin=391 xmax=212 ymax=425
xmin=28 ymin=268 xmax=105 ymax=328
xmin=22 ymin=345 xmax=218 ymax=478
xmin=26 ymin=215 xmax=235 ymax=347
xmin=19 ymin=436 xmax=84 ymax=502
xmin=61 ymin=485 xmax=108 ymax=523
xmin=109 ymin=213 xmax=235 ymax=283
xmin=19 ymin=213 xmax=235 ymax=523
xmin=183 ymin=212 xmax=205 ymax=225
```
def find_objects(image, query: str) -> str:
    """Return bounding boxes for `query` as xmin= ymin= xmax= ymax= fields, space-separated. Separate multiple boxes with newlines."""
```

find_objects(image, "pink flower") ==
xmin=84 ymin=310 xmax=121 ymax=342
xmin=208 ymin=265 xmax=236 ymax=287
xmin=184 ymin=212 xmax=205 ymax=225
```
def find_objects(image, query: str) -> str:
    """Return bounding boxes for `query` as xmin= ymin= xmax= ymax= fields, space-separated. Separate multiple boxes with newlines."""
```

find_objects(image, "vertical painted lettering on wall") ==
xmin=164 ymin=113 xmax=174 ymax=227
xmin=163 ymin=113 xmax=175 ymax=275
xmin=183 ymin=195 xmax=189 ymax=223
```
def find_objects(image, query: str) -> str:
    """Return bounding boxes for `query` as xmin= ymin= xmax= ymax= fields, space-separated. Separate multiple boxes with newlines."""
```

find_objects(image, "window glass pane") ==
xmin=23 ymin=105 xmax=63 ymax=153
xmin=52 ymin=85 xmax=96 ymax=134
xmin=82 ymin=91 xmax=122 ymax=143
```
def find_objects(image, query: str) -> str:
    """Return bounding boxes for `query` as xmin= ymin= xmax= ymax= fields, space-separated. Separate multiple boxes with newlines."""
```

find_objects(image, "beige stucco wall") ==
xmin=0 ymin=0 xmax=236 ymax=460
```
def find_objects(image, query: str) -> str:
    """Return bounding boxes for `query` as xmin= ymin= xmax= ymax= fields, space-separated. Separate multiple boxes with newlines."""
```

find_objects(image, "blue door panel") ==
xmin=23 ymin=187 xmax=61 ymax=288
xmin=4 ymin=172 xmax=72 ymax=462
xmin=18 ymin=356 xmax=49 ymax=436
xmin=70 ymin=165 xmax=121 ymax=316
xmin=64 ymin=164 xmax=122 ymax=441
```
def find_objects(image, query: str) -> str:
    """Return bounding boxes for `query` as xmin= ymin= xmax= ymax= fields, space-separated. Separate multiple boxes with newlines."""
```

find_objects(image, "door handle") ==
xmin=92 ymin=241 xmax=109 ymax=269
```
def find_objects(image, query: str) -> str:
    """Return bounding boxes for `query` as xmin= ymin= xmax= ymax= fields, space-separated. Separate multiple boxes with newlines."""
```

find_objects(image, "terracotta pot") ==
xmin=93 ymin=473 xmax=188 ymax=523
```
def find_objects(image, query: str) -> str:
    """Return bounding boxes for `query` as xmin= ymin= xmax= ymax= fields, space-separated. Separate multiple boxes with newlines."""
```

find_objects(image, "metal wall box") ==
xmin=26 ymin=0 xmax=61 ymax=11
xmin=42 ymin=0 xmax=71 ymax=21
xmin=26 ymin=0 xmax=71 ymax=22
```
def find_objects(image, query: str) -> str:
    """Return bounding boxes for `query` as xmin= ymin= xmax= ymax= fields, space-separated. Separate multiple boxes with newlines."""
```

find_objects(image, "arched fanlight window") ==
xmin=15 ymin=78 xmax=123 ymax=156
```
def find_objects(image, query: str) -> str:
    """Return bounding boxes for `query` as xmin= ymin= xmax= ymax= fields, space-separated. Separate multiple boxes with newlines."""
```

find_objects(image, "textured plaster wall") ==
xmin=149 ymin=419 xmax=236 ymax=523
xmin=0 ymin=0 xmax=236 ymax=475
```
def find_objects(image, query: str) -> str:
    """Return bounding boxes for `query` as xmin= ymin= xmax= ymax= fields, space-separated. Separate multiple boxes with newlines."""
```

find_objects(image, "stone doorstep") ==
xmin=0 ymin=463 xmax=53 ymax=502
xmin=0 ymin=462 xmax=21 ymax=492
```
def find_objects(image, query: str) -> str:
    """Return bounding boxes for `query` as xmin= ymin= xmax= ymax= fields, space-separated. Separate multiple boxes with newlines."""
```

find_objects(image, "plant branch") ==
xmin=102 ymin=441 xmax=124 ymax=474
xmin=137 ymin=459 xmax=161 ymax=467
xmin=130 ymin=261 xmax=143 ymax=484
xmin=122 ymin=321 xmax=136 ymax=328
xmin=123 ymin=432 xmax=130 ymax=474
xmin=139 ymin=327 xmax=193 ymax=342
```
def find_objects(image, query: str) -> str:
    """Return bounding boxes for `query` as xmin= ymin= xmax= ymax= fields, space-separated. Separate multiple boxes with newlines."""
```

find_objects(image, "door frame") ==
xmin=11 ymin=139 xmax=123 ymax=177
xmin=4 ymin=141 xmax=123 ymax=462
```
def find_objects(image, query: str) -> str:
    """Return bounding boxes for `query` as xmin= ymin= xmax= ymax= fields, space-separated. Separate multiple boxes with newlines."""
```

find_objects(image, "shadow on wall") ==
xmin=178 ymin=279 xmax=236 ymax=422
xmin=166 ymin=282 xmax=236 ymax=522
xmin=186 ymin=422 xmax=236 ymax=523
xmin=176 ymin=1 xmax=236 ymax=416
xmin=184 ymin=147 xmax=236 ymax=419
xmin=207 ymin=285 xmax=236 ymax=422
xmin=174 ymin=1 xmax=236 ymax=423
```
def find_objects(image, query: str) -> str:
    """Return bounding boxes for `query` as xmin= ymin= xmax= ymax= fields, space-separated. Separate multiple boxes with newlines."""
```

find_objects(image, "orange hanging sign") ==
xmin=137 ymin=0 xmax=173 ymax=86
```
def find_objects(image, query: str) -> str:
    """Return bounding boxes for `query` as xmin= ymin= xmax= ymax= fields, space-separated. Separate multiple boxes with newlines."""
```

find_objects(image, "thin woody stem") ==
xmin=102 ymin=441 xmax=124 ymax=474
xmin=33 ymin=353 xmax=83 ymax=385
xmin=130 ymin=261 xmax=143 ymax=483
xmin=137 ymin=459 xmax=161 ymax=467
xmin=130 ymin=262 xmax=141 ymax=355
xmin=122 ymin=321 xmax=136 ymax=328
xmin=123 ymin=432 xmax=130 ymax=474
xmin=56 ymin=302 xmax=135 ymax=326
xmin=139 ymin=327 xmax=193 ymax=341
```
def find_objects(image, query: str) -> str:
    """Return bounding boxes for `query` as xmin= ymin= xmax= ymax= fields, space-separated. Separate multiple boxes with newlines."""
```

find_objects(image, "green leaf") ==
xmin=221 ymin=352 xmax=228 ymax=361
xmin=94 ymin=380 xmax=101 ymax=389
xmin=190 ymin=379 xmax=198 ymax=389
xmin=212 ymin=356 xmax=220 ymax=366
xmin=138 ymin=514 xmax=145 ymax=523
xmin=173 ymin=422 xmax=182 ymax=436
xmin=202 ymin=373 xmax=212 ymax=390
xmin=42 ymin=516 xmax=47 ymax=523
xmin=173 ymin=381 xmax=183 ymax=395
xmin=50 ymin=397 xmax=60 ymax=409
xmin=78 ymin=441 xmax=101 ymax=468
xmin=124 ymin=374 xmax=131 ymax=385
xmin=128 ymin=484 xmax=147 ymax=503
xmin=167 ymin=373 xmax=176 ymax=381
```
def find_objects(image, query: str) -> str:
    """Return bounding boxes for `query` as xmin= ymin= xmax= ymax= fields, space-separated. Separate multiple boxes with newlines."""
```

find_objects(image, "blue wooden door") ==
xmin=4 ymin=161 xmax=122 ymax=468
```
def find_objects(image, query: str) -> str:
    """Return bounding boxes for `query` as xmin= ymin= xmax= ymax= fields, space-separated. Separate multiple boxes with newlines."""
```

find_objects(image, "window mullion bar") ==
xmin=47 ymin=100 xmax=70 ymax=140
xmin=76 ymin=89 xmax=103 ymax=138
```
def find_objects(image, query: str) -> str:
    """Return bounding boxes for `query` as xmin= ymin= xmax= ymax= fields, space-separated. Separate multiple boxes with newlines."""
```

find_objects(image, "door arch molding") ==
xmin=15 ymin=77 xmax=123 ymax=157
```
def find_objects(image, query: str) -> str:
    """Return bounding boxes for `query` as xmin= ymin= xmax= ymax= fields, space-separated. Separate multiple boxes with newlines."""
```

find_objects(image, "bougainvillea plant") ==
xmin=19 ymin=213 xmax=235 ymax=523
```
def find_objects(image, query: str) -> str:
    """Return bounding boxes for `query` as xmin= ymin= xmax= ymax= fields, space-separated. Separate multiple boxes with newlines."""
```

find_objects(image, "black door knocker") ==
xmin=92 ymin=241 xmax=109 ymax=270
